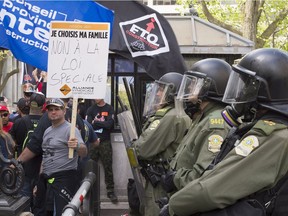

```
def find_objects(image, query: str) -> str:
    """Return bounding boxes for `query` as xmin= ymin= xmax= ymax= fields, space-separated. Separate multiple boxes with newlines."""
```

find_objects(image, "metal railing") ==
xmin=62 ymin=160 xmax=100 ymax=216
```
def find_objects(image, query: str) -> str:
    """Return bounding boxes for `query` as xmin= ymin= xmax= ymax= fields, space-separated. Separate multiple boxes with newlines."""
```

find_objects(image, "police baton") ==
xmin=123 ymin=77 xmax=142 ymax=136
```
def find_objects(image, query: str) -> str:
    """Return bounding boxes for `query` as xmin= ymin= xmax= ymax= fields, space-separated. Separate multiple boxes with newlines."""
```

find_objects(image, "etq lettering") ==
xmin=129 ymin=24 xmax=159 ymax=47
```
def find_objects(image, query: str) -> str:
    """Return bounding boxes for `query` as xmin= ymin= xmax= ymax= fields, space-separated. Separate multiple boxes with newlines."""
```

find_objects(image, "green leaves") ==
xmin=177 ymin=0 xmax=288 ymax=48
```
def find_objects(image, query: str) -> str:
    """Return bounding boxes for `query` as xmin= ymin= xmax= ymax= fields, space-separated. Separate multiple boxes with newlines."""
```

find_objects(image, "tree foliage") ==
xmin=0 ymin=50 xmax=20 ymax=94
xmin=177 ymin=0 xmax=288 ymax=49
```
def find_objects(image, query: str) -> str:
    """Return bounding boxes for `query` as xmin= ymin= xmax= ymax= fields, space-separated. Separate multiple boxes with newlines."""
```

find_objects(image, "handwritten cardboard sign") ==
xmin=47 ymin=21 xmax=110 ymax=99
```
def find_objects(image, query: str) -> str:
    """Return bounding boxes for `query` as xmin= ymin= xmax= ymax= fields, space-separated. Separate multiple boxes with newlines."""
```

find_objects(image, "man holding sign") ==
xmin=37 ymin=98 xmax=87 ymax=215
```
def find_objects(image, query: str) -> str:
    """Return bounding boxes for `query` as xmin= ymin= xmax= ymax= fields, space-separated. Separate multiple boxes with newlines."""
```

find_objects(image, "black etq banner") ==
xmin=98 ymin=0 xmax=187 ymax=79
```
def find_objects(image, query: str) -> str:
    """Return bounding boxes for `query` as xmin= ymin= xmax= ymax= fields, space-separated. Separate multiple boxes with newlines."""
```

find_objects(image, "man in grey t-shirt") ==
xmin=36 ymin=98 xmax=87 ymax=216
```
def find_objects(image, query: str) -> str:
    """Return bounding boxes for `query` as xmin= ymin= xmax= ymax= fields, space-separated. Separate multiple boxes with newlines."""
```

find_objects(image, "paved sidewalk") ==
xmin=100 ymin=195 xmax=129 ymax=216
xmin=100 ymin=209 xmax=129 ymax=216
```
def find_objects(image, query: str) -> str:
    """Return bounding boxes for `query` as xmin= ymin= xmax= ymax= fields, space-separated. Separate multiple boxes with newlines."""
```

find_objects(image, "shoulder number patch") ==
xmin=210 ymin=118 xmax=224 ymax=125
xmin=235 ymin=135 xmax=259 ymax=157
xmin=208 ymin=134 xmax=224 ymax=153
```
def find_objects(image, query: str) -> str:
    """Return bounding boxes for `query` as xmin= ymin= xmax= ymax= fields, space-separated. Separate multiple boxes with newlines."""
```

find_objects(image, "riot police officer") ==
xmin=160 ymin=58 xmax=232 ymax=194
xmin=132 ymin=72 xmax=191 ymax=216
xmin=161 ymin=48 xmax=288 ymax=216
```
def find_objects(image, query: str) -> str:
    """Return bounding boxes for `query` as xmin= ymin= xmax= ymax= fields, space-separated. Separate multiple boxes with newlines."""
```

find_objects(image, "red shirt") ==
xmin=3 ymin=121 xmax=13 ymax=133
xmin=36 ymin=81 xmax=43 ymax=92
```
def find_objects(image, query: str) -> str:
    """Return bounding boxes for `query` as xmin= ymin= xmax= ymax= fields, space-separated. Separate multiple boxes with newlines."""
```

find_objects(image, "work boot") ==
xmin=107 ymin=191 xmax=118 ymax=203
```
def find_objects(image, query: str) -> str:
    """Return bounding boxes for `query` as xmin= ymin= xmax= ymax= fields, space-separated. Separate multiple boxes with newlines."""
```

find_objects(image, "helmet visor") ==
xmin=176 ymin=72 xmax=210 ymax=102
xmin=222 ymin=70 xmax=260 ymax=104
xmin=143 ymin=81 xmax=171 ymax=117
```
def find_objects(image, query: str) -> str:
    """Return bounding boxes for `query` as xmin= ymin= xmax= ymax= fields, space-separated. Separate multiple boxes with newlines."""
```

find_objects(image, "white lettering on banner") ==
xmin=129 ymin=24 xmax=159 ymax=46
xmin=125 ymin=29 xmax=159 ymax=50
xmin=0 ymin=0 xmax=67 ymax=51
xmin=119 ymin=13 xmax=169 ymax=57
xmin=2 ymin=0 xmax=58 ymax=20
xmin=5 ymin=28 xmax=49 ymax=51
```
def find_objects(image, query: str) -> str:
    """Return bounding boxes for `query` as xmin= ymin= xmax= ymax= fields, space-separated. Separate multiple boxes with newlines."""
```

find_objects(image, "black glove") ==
xmin=159 ymin=204 xmax=170 ymax=216
xmin=156 ymin=196 xmax=169 ymax=209
xmin=161 ymin=171 xmax=177 ymax=193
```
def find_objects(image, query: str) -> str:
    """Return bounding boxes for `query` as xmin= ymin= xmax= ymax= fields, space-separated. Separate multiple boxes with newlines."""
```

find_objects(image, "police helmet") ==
xmin=230 ymin=48 xmax=288 ymax=116
xmin=190 ymin=58 xmax=232 ymax=101
xmin=158 ymin=72 xmax=183 ymax=103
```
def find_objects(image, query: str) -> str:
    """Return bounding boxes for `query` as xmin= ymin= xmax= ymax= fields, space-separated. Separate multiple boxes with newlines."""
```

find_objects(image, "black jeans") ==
xmin=33 ymin=170 xmax=78 ymax=216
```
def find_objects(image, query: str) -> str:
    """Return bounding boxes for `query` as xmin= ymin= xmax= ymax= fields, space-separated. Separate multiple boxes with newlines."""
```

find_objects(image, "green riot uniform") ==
xmin=169 ymin=114 xmax=288 ymax=216
xmin=170 ymin=102 xmax=230 ymax=190
xmin=135 ymin=106 xmax=191 ymax=160
xmin=133 ymin=105 xmax=191 ymax=216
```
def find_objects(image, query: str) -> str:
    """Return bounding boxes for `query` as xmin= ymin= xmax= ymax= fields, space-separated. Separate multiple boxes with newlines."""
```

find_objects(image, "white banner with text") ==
xmin=47 ymin=21 xmax=110 ymax=99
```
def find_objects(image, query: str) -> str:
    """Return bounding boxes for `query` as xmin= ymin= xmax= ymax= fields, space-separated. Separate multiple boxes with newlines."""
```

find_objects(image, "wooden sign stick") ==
xmin=69 ymin=97 xmax=78 ymax=158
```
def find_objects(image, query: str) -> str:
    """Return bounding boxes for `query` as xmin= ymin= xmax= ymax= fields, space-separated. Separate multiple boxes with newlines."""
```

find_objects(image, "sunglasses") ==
xmin=0 ymin=113 xmax=9 ymax=118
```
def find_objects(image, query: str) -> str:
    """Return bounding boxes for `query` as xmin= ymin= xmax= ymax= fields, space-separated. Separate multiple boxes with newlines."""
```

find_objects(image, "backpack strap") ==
xmin=21 ymin=116 xmax=34 ymax=150
xmin=22 ymin=115 xmax=33 ymax=131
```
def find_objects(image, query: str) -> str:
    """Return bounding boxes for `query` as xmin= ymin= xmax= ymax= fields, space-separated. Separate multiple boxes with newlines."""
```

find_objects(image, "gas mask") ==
xmin=222 ymin=103 xmax=259 ymax=127
xmin=221 ymin=69 xmax=260 ymax=127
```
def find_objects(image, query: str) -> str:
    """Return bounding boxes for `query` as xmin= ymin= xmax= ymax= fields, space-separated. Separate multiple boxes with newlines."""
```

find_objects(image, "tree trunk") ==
xmin=0 ymin=59 xmax=4 ymax=84
xmin=0 ymin=57 xmax=20 ymax=94
xmin=242 ymin=0 xmax=259 ymax=47
xmin=200 ymin=0 xmax=242 ymax=36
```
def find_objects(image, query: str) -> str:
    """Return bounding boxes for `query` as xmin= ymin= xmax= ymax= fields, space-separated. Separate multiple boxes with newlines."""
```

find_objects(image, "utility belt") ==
xmin=126 ymin=147 xmax=169 ymax=187
xmin=42 ymin=169 xmax=77 ymax=184
xmin=34 ymin=169 xmax=78 ymax=210
xmin=139 ymin=161 xmax=168 ymax=188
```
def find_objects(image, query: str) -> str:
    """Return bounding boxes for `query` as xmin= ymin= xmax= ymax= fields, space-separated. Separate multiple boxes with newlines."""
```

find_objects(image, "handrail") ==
xmin=62 ymin=172 xmax=96 ymax=216
xmin=62 ymin=159 xmax=100 ymax=216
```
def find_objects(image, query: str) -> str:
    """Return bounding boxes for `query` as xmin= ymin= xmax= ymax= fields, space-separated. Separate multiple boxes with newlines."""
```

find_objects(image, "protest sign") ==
xmin=47 ymin=21 xmax=110 ymax=158
xmin=47 ymin=21 xmax=110 ymax=99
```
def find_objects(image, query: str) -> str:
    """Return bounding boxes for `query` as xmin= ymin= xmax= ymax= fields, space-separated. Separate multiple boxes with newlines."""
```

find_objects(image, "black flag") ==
xmin=98 ymin=0 xmax=187 ymax=79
